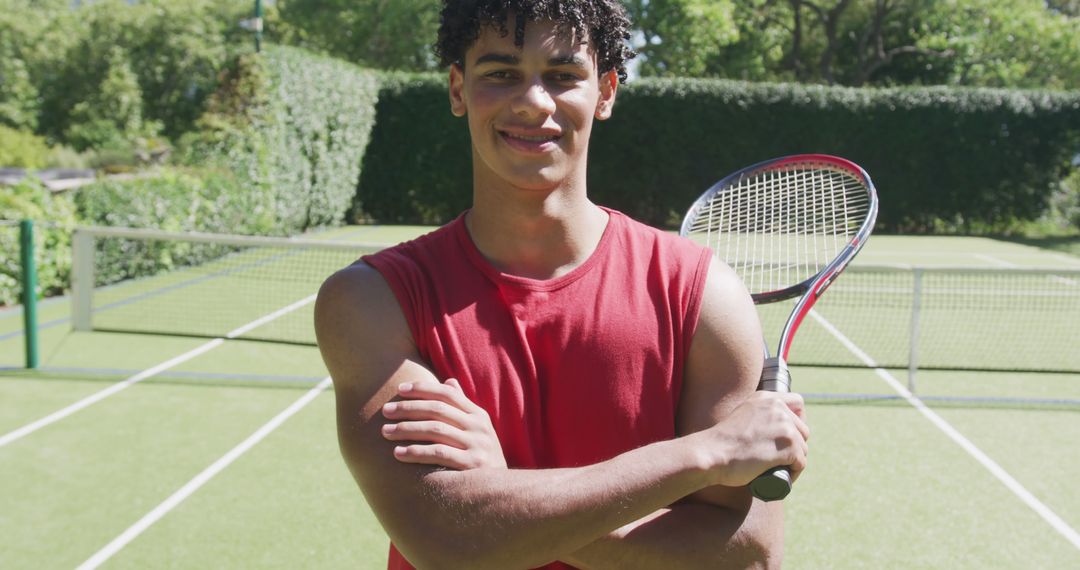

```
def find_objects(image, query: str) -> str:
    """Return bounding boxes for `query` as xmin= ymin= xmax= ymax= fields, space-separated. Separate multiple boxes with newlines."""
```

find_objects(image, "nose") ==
xmin=510 ymin=77 xmax=556 ymax=118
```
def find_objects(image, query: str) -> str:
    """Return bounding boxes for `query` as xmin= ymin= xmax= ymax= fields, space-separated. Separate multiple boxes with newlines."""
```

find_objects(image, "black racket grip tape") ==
xmin=751 ymin=357 xmax=792 ymax=502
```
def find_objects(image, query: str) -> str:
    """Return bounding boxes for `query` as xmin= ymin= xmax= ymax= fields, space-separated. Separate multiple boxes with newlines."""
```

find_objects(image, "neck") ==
xmin=466 ymin=185 xmax=609 ymax=280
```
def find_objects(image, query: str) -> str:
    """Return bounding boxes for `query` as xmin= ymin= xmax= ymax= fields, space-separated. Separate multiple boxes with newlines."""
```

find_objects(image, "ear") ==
xmin=594 ymin=70 xmax=618 ymax=121
xmin=449 ymin=63 xmax=467 ymax=117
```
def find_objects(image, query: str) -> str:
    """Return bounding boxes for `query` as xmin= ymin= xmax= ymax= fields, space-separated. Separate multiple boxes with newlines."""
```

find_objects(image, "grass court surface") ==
xmin=2 ymin=224 xmax=1079 ymax=568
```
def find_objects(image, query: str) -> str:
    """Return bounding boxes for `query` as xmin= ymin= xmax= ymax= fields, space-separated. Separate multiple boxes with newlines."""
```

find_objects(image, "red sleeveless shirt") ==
xmin=362 ymin=208 xmax=711 ymax=570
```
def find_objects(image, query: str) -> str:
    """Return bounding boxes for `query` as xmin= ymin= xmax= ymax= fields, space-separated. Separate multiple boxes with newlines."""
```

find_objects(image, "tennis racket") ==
xmin=680 ymin=154 xmax=878 ymax=501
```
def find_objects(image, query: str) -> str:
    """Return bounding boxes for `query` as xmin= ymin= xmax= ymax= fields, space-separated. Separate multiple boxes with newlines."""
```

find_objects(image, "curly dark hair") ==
xmin=435 ymin=0 xmax=637 ymax=83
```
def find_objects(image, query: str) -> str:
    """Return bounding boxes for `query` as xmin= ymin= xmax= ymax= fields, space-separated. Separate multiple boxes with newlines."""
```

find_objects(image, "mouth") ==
xmin=498 ymin=129 xmax=562 ymax=153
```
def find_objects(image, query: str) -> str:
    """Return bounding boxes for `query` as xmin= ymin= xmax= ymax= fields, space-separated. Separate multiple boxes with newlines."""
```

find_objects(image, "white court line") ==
xmin=0 ymin=294 xmax=317 ymax=448
xmin=974 ymin=253 xmax=1015 ymax=268
xmin=809 ymin=310 xmax=1080 ymax=551
xmin=1049 ymin=253 xmax=1080 ymax=266
xmin=972 ymin=254 xmax=1078 ymax=286
xmin=77 ymin=377 xmax=332 ymax=570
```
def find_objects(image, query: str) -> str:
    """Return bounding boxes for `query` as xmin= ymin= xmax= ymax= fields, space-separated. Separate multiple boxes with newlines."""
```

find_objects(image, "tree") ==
xmin=635 ymin=0 xmax=1080 ymax=90
xmin=64 ymin=46 xmax=151 ymax=152
xmin=274 ymin=0 xmax=441 ymax=71
xmin=623 ymin=0 xmax=740 ymax=77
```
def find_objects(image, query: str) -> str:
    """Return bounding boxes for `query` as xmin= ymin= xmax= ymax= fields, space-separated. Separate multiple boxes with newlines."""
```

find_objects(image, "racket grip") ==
xmin=751 ymin=357 xmax=792 ymax=502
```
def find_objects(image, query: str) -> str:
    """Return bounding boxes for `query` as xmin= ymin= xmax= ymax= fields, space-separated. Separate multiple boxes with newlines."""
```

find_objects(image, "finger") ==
xmin=399 ymin=381 xmax=480 ymax=414
xmin=780 ymin=393 xmax=806 ymax=418
xmin=783 ymin=407 xmax=810 ymax=443
xmin=382 ymin=420 xmax=468 ymax=448
xmin=392 ymin=443 xmax=471 ymax=470
xmin=382 ymin=400 xmax=470 ymax=429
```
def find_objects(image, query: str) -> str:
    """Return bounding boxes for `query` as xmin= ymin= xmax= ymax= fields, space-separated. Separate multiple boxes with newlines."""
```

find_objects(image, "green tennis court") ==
xmin=2 ymin=227 xmax=1078 ymax=568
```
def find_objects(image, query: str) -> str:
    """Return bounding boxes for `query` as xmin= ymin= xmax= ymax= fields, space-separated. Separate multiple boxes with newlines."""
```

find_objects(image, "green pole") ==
xmin=255 ymin=0 xmax=264 ymax=53
xmin=19 ymin=219 xmax=39 ymax=369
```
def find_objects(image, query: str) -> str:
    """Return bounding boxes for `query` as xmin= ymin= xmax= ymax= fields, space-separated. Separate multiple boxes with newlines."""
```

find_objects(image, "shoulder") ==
xmin=606 ymin=209 xmax=710 ymax=269
xmin=315 ymin=261 xmax=416 ymax=385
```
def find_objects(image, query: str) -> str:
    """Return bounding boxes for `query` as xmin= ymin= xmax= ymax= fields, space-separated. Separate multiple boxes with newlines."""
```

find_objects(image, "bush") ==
xmin=0 ymin=178 xmax=77 ymax=306
xmin=0 ymin=125 xmax=50 ymax=168
xmin=73 ymin=167 xmax=275 ymax=286
xmin=355 ymin=75 xmax=1080 ymax=233
xmin=183 ymin=46 xmax=381 ymax=234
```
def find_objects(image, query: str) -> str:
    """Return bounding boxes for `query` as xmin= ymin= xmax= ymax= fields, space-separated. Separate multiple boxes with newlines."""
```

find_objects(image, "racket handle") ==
xmin=751 ymin=357 xmax=792 ymax=502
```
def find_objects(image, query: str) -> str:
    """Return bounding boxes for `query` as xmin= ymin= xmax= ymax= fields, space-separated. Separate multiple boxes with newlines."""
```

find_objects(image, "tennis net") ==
xmin=71 ymin=225 xmax=383 ymax=345
xmin=759 ymin=265 xmax=1080 ymax=376
xmin=70 ymin=226 xmax=1080 ymax=376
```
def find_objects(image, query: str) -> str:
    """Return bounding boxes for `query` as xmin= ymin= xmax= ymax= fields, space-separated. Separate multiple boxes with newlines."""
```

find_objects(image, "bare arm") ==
xmin=561 ymin=260 xmax=806 ymax=569
xmin=316 ymin=261 xmax=806 ymax=570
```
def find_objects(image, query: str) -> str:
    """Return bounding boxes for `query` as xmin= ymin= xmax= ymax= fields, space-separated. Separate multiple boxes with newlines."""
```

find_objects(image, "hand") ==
xmin=381 ymin=378 xmax=507 ymax=470
xmin=695 ymin=391 xmax=809 ymax=488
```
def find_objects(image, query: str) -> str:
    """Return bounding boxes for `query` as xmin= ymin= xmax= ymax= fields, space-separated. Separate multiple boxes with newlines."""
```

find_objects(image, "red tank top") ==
xmin=362 ymin=208 xmax=711 ymax=570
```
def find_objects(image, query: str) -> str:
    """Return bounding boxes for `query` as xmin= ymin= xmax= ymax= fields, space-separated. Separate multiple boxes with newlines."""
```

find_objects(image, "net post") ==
xmin=71 ymin=228 xmax=94 ymax=332
xmin=907 ymin=267 xmax=923 ymax=393
xmin=19 ymin=219 xmax=39 ymax=369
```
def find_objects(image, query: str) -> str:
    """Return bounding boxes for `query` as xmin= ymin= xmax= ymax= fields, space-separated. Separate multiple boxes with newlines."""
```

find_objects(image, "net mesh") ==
xmin=771 ymin=266 xmax=1080 ymax=374
xmin=73 ymin=227 xmax=1080 ymax=374
xmin=682 ymin=160 xmax=872 ymax=295
xmin=75 ymin=227 xmax=379 ymax=345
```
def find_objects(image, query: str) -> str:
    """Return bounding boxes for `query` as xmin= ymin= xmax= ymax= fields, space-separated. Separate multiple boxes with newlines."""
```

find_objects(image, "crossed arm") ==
xmin=315 ymin=260 xmax=809 ymax=570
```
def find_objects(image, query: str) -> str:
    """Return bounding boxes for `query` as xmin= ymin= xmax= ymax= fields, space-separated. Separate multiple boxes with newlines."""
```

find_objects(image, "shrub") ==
xmin=73 ymin=167 xmax=275 ymax=286
xmin=0 ymin=178 xmax=77 ymax=306
xmin=183 ymin=46 xmax=380 ymax=234
xmin=0 ymin=125 xmax=50 ymax=168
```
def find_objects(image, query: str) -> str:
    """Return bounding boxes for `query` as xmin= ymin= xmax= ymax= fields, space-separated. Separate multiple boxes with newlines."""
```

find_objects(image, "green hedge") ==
xmin=0 ymin=180 xmax=76 ymax=306
xmin=355 ymin=75 xmax=1080 ymax=232
xmin=352 ymin=73 xmax=472 ymax=224
xmin=183 ymin=45 xmax=380 ymax=234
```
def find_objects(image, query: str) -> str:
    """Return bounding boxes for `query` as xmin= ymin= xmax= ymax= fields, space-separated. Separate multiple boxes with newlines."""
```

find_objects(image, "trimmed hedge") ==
xmin=352 ymin=73 xmax=472 ymax=224
xmin=355 ymin=75 xmax=1080 ymax=232
xmin=183 ymin=45 xmax=380 ymax=234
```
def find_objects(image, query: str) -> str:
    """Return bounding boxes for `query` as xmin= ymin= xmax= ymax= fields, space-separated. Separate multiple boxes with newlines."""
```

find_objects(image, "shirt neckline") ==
xmin=454 ymin=206 xmax=620 ymax=292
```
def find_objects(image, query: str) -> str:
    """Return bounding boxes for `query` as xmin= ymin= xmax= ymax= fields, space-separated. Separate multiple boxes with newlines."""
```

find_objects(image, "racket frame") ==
xmin=681 ymin=153 xmax=879 ymax=500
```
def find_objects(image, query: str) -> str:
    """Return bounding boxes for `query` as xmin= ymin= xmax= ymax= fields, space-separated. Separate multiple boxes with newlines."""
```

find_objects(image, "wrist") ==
xmin=670 ymin=432 xmax=720 ymax=489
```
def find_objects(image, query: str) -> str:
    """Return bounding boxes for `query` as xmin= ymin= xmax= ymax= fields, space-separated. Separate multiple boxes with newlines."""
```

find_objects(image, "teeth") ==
xmin=506 ymin=133 xmax=556 ymax=142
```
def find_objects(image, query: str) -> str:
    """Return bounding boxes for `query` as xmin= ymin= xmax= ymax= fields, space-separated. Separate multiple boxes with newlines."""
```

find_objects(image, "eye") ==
xmin=549 ymin=72 xmax=582 ymax=83
xmin=484 ymin=70 xmax=516 ymax=80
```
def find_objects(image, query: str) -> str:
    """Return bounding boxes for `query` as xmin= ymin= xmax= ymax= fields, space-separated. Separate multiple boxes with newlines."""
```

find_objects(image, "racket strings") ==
xmin=685 ymin=163 xmax=870 ymax=295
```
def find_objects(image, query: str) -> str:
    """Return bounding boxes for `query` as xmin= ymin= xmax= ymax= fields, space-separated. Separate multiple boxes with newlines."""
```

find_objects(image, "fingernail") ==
xmin=382 ymin=424 xmax=396 ymax=434
xmin=399 ymin=383 xmax=413 ymax=392
xmin=383 ymin=402 xmax=397 ymax=413
xmin=393 ymin=446 xmax=406 ymax=455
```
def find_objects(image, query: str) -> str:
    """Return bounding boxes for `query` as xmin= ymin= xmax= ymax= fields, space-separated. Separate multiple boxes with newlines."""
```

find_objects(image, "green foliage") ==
xmin=182 ymin=46 xmax=381 ymax=233
xmin=14 ymin=0 xmax=250 ymax=144
xmin=64 ymin=46 xmax=157 ymax=153
xmin=275 ymin=0 xmax=440 ymax=71
xmin=352 ymin=73 xmax=472 ymax=224
xmin=0 ymin=178 xmax=77 ymax=305
xmin=636 ymin=0 xmax=1080 ymax=89
xmin=73 ymin=168 xmax=274 ymax=285
xmin=624 ymin=0 xmax=739 ymax=77
xmin=0 ymin=125 xmax=50 ymax=168
xmin=355 ymin=75 xmax=1080 ymax=233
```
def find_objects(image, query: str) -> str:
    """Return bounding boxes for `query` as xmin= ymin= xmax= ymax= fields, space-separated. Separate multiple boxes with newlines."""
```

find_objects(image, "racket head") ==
xmin=680 ymin=154 xmax=878 ymax=305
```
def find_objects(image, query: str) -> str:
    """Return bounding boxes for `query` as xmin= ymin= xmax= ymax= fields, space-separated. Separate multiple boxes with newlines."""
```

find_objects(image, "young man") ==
xmin=315 ymin=2 xmax=809 ymax=569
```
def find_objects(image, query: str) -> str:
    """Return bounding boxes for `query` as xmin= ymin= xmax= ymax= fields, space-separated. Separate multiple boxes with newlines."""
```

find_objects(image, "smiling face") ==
xmin=449 ymin=18 xmax=617 ymax=194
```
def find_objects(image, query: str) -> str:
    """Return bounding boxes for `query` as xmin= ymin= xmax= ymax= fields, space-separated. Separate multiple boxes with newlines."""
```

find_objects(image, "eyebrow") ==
xmin=472 ymin=53 xmax=589 ymax=68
